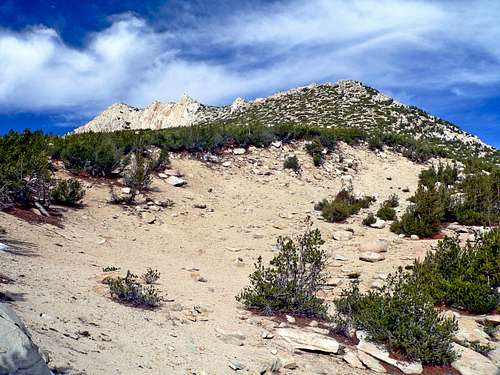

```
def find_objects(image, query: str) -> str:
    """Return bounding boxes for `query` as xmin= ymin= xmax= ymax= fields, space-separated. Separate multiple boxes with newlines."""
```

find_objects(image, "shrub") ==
xmin=412 ymin=229 xmax=499 ymax=314
xmin=109 ymin=271 xmax=162 ymax=308
xmin=333 ymin=271 xmax=458 ymax=365
xmin=316 ymin=190 xmax=374 ymax=223
xmin=283 ymin=155 xmax=300 ymax=172
xmin=50 ymin=178 xmax=85 ymax=206
xmin=419 ymin=163 xmax=458 ymax=189
xmin=305 ymin=140 xmax=324 ymax=166
xmin=390 ymin=186 xmax=445 ymax=237
xmin=103 ymin=266 xmax=120 ymax=272
xmin=376 ymin=204 xmax=396 ymax=221
xmin=362 ymin=212 xmax=376 ymax=226
xmin=0 ymin=130 xmax=51 ymax=208
xmin=385 ymin=194 xmax=399 ymax=207
xmin=142 ymin=268 xmax=160 ymax=284
xmin=236 ymin=223 xmax=328 ymax=318
xmin=123 ymin=153 xmax=152 ymax=194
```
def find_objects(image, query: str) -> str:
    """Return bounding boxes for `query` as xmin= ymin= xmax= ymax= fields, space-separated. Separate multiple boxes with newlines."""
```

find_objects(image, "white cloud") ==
xmin=0 ymin=0 xmax=499 ymax=124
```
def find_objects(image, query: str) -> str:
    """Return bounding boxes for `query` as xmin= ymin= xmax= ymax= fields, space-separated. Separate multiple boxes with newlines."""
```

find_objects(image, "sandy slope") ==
xmin=0 ymin=142 xmax=440 ymax=374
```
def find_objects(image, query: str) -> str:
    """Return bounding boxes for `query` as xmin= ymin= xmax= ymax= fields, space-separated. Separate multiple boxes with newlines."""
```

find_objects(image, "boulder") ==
xmin=0 ymin=303 xmax=52 ymax=375
xmin=357 ymin=332 xmax=423 ymax=374
xmin=276 ymin=328 xmax=341 ymax=354
xmin=332 ymin=230 xmax=353 ymax=241
xmin=166 ymin=176 xmax=186 ymax=187
xmin=451 ymin=343 xmax=498 ymax=375
xmin=141 ymin=212 xmax=156 ymax=224
xmin=455 ymin=318 xmax=493 ymax=347
xmin=359 ymin=239 xmax=388 ymax=253
xmin=233 ymin=148 xmax=246 ymax=155
xmin=488 ymin=344 xmax=500 ymax=367
xmin=359 ymin=252 xmax=385 ymax=263
xmin=370 ymin=219 xmax=386 ymax=229
xmin=357 ymin=350 xmax=386 ymax=373
xmin=343 ymin=350 xmax=365 ymax=369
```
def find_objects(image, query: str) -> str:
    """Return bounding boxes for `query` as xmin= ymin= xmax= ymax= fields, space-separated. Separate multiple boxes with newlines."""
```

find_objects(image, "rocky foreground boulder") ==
xmin=0 ymin=303 xmax=51 ymax=375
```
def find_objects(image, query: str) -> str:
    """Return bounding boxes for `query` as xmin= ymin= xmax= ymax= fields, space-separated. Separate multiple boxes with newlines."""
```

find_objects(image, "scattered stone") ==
xmin=334 ymin=254 xmax=348 ymax=261
xmin=261 ymin=330 xmax=274 ymax=339
xmin=410 ymin=235 xmax=419 ymax=240
xmin=233 ymin=148 xmax=246 ymax=155
xmin=455 ymin=318 xmax=493 ymax=347
xmin=158 ymin=173 xmax=168 ymax=179
xmin=451 ymin=343 xmax=498 ymax=375
xmin=341 ymin=269 xmax=360 ymax=278
xmin=34 ymin=202 xmax=49 ymax=217
xmin=271 ymin=141 xmax=282 ymax=148
xmin=370 ymin=218 xmax=386 ymax=229
xmin=222 ymin=161 xmax=232 ymax=167
xmin=343 ymin=350 xmax=365 ymax=369
xmin=216 ymin=328 xmax=246 ymax=346
xmin=276 ymin=328 xmax=341 ymax=354
xmin=359 ymin=239 xmax=388 ymax=253
xmin=163 ymin=169 xmax=182 ymax=177
xmin=97 ymin=239 xmax=106 ymax=245
xmin=166 ymin=176 xmax=186 ymax=187
xmin=309 ymin=320 xmax=318 ymax=328
xmin=359 ymin=252 xmax=385 ymax=263
xmin=286 ymin=315 xmax=296 ymax=324
xmin=141 ymin=212 xmax=156 ymax=224
xmin=333 ymin=230 xmax=353 ymax=241
xmin=370 ymin=279 xmax=385 ymax=290
xmin=357 ymin=333 xmax=423 ymax=374
xmin=121 ymin=187 xmax=131 ymax=194
xmin=325 ymin=278 xmax=343 ymax=287
xmin=228 ymin=360 xmax=245 ymax=371
xmin=196 ymin=276 xmax=208 ymax=283
xmin=0 ymin=303 xmax=52 ymax=375
xmin=357 ymin=350 xmax=386 ymax=373
xmin=193 ymin=203 xmax=207 ymax=209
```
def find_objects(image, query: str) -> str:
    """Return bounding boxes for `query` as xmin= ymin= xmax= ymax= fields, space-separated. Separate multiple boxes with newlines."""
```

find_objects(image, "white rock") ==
xmin=271 ymin=141 xmax=282 ymax=148
xmin=233 ymin=148 xmax=246 ymax=155
xmin=158 ymin=173 xmax=168 ymax=179
xmin=166 ymin=176 xmax=186 ymax=187
xmin=276 ymin=328 xmax=341 ymax=354
xmin=370 ymin=219 xmax=386 ymax=229
xmin=121 ymin=187 xmax=131 ymax=194
xmin=455 ymin=318 xmax=493 ymax=346
xmin=451 ymin=343 xmax=498 ymax=375
xmin=357 ymin=350 xmax=386 ymax=373
xmin=359 ymin=239 xmax=388 ymax=253
xmin=357 ymin=336 xmax=422 ymax=374
xmin=359 ymin=252 xmax=385 ymax=263
xmin=410 ymin=234 xmax=419 ymax=240
xmin=343 ymin=350 xmax=365 ymax=369
xmin=332 ymin=230 xmax=353 ymax=241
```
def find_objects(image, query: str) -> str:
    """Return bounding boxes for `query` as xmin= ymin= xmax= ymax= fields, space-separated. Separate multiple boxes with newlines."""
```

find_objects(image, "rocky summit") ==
xmin=74 ymin=80 xmax=490 ymax=153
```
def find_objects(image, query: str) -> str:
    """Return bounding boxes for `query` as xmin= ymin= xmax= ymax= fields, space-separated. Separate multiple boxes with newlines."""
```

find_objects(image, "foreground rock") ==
xmin=359 ymin=239 xmax=388 ymax=253
xmin=332 ymin=230 xmax=353 ymax=241
xmin=451 ymin=343 xmax=498 ymax=375
xmin=359 ymin=251 xmax=385 ymax=263
xmin=357 ymin=332 xmax=423 ymax=374
xmin=276 ymin=328 xmax=341 ymax=354
xmin=0 ymin=303 xmax=52 ymax=374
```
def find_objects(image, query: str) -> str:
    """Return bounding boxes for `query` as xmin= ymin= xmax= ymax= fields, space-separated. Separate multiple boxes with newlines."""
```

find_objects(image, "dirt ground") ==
xmin=0 ymin=142 xmax=446 ymax=375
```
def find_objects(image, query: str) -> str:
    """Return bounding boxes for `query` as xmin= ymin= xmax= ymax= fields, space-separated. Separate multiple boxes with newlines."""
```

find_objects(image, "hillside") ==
xmin=74 ymin=80 xmax=492 ymax=154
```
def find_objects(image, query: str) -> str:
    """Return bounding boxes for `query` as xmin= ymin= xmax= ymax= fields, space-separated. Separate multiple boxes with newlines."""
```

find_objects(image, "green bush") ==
xmin=0 ymin=130 xmax=51 ymax=208
xmin=316 ymin=190 xmax=374 ymax=223
xmin=305 ymin=140 xmax=324 ymax=166
xmin=376 ymin=204 xmax=396 ymax=221
xmin=283 ymin=155 xmax=300 ymax=172
xmin=362 ymin=212 xmax=376 ymax=226
xmin=390 ymin=186 xmax=445 ymax=237
xmin=50 ymin=178 xmax=85 ymax=206
xmin=412 ymin=229 xmax=499 ymax=313
xmin=333 ymin=273 xmax=458 ymax=365
xmin=109 ymin=270 xmax=163 ymax=308
xmin=142 ymin=268 xmax=160 ymax=284
xmin=419 ymin=163 xmax=458 ymax=189
xmin=236 ymin=223 xmax=328 ymax=318
xmin=123 ymin=153 xmax=152 ymax=194
xmin=385 ymin=194 xmax=399 ymax=207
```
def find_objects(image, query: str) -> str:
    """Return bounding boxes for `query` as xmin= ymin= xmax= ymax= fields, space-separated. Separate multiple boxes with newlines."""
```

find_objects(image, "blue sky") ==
xmin=0 ymin=0 xmax=499 ymax=147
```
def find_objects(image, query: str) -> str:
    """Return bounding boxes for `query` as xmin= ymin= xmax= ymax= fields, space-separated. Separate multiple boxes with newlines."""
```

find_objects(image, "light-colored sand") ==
xmin=0 ymin=143 xmax=441 ymax=374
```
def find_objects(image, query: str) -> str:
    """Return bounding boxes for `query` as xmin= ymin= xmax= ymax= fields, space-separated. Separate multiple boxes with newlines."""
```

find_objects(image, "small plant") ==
xmin=316 ymin=190 xmax=374 ymax=223
xmin=142 ymin=268 xmax=160 ymax=284
xmin=362 ymin=212 xmax=376 ymax=226
xmin=385 ymin=194 xmax=399 ymax=207
xmin=50 ymin=178 xmax=86 ymax=206
xmin=283 ymin=155 xmax=301 ymax=172
xmin=412 ymin=229 xmax=499 ymax=314
xmin=305 ymin=140 xmax=324 ymax=166
xmin=123 ymin=153 xmax=152 ymax=195
xmin=109 ymin=271 xmax=163 ymax=308
xmin=333 ymin=271 xmax=458 ymax=365
xmin=376 ymin=204 xmax=396 ymax=220
xmin=236 ymin=221 xmax=329 ymax=318
xmin=103 ymin=266 xmax=120 ymax=272
xmin=390 ymin=186 xmax=445 ymax=237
